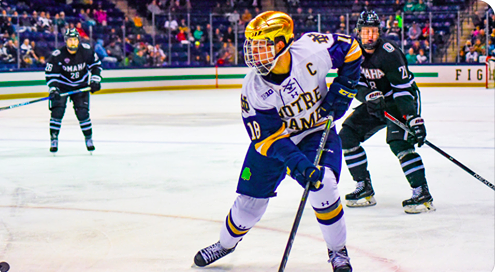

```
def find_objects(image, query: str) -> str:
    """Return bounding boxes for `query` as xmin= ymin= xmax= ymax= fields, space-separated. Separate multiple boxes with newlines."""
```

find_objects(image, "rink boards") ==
xmin=0 ymin=64 xmax=487 ymax=100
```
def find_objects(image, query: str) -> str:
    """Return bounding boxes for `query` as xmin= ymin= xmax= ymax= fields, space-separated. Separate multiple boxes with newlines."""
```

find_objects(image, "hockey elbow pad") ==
xmin=319 ymin=81 xmax=357 ymax=121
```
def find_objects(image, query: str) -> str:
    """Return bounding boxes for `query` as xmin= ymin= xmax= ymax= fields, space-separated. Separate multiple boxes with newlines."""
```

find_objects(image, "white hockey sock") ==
xmin=308 ymin=167 xmax=347 ymax=251
xmin=219 ymin=194 xmax=269 ymax=249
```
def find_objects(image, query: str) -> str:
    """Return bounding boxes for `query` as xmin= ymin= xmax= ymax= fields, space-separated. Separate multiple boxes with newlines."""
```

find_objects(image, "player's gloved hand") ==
xmin=90 ymin=76 xmax=101 ymax=93
xmin=406 ymin=115 xmax=427 ymax=147
xmin=365 ymin=90 xmax=386 ymax=121
xmin=319 ymin=81 xmax=357 ymax=121
xmin=287 ymin=157 xmax=324 ymax=191
xmin=49 ymin=87 xmax=60 ymax=100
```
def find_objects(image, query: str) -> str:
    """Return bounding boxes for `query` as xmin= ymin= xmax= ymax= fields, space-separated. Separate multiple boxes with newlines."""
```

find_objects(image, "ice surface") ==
xmin=0 ymin=87 xmax=493 ymax=272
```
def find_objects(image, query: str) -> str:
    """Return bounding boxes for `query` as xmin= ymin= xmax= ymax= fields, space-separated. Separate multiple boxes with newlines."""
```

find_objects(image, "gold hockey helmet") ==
xmin=244 ymin=11 xmax=294 ymax=75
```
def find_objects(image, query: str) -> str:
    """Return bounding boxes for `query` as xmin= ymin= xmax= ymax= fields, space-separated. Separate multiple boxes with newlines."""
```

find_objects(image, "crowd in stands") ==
xmin=0 ymin=0 xmax=490 ymax=70
xmin=457 ymin=8 xmax=495 ymax=63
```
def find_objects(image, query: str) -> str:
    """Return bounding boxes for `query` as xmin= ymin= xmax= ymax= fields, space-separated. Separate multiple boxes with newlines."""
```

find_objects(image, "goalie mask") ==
xmin=64 ymin=28 xmax=80 ymax=54
xmin=244 ymin=11 xmax=294 ymax=75
xmin=356 ymin=10 xmax=381 ymax=50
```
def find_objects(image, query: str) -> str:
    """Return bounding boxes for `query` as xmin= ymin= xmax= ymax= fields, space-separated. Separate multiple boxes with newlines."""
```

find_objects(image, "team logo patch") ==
xmin=241 ymin=167 xmax=252 ymax=181
xmin=64 ymin=58 xmax=70 ymax=64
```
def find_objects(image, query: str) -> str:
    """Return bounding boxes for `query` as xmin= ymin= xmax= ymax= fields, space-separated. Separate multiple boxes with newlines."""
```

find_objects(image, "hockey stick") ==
xmin=278 ymin=116 xmax=334 ymax=272
xmin=0 ymin=87 xmax=91 ymax=112
xmin=384 ymin=111 xmax=494 ymax=191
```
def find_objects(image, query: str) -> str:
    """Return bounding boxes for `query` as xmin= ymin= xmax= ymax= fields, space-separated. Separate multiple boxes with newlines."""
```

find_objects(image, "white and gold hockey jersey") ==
xmin=240 ymin=32 xmax=362 ymax=158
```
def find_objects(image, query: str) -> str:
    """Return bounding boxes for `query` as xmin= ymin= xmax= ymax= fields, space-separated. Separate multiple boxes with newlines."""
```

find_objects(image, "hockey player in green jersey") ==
xmin=339 ymin=10 xmax=435 ymax=214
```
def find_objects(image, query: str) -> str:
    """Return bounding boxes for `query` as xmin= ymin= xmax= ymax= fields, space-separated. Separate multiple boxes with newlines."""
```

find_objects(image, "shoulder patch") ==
xmin=383 ymin=42 xmax=395 ymax=53
xmin=81 ymin=43 xmax=91 ymax=49
xmin=52 ymin=49 xmax=61 ymax=56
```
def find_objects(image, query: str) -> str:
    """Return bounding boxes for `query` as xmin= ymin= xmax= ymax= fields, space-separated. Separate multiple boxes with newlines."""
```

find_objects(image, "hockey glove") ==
xmin=319 ymin=81 xmax=357 ymax=121
xmin=406 ymin=115 xmax=427 ymax=147
xmin=286 ymin=155 xmax=324 ymax=191
xmin=90 ymin=75 xmax=101 ymax=93
xmin=49 ymin=87 xmax=60 ymax=100
xmin=365 ymin=90 xmax=386 ymax=121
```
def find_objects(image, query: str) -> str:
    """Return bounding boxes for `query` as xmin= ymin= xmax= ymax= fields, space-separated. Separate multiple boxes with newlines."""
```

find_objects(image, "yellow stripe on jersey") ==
xmin=344 ymin=40 xmax=362 ymax=63
xmin=254 ymin=123 xmax=290 ymax=156
xmin=314 ymin=202 xmax=343 ymax=221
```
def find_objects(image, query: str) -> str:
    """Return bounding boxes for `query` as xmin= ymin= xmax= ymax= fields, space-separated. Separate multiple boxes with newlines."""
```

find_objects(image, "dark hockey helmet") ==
xmin=64 ymin=28 xmax=80 ymax=53
xmin=356 ymin=10 xmax=381 ymax=50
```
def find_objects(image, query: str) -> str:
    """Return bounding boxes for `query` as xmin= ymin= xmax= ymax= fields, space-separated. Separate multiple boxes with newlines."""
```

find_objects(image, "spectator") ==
xmin=192 ymin=41 xmax=209 ymax=65
xmin=351 ymin=0 xmax=363 ymax=18
xmin=224 ymin=26 xmax=235 ymax=43
xmin=131 ymin=47 xmax=147 ymax=66
xmin=395 ymin=10 xmax=403 ymax=28
xmin=94 ymin=8 xmax=108 ymax=25
xmin=4 ymin=39 xmax=17 ymax=62
xmin=193 ymin=25 xmax=204 ymax=42
xmin=218 ymin=41 xmax=235 ymax=64
xmin=293 ymin=7 xmax=305 ymax=26
xmin=79 ymin=9 xmax=96 ymax=27
xmin=465 ymin=46 xmax=479 ymax=63
xmin=416 ymin=48 xmax=428 ymax=63
xmin=147 ymin=0 xmax=163 ymax=16
xmin=472 ymin=38 xmax=483 ymax=54
xmin=420 ymin=21 xmax=433 ymax=41
xmin=228 ymin=9 xmax=240 ymax=26
xmin=336 ymin=23 xmax=346 ymax=34
xmin=152 ymin=44 xmax=166 ymax=66
xmin=403 ymin=0 xmax=415 ymax=13
xmin=241 ymin=9 xmax=252 ymax=25
xmin=133 ymin=15 xmax=145 ymax=34
xmin=456 ymin=49 xmax=466 ymax=63
xmin=406 ymin=47 xmax=417 ymax=64
xmin=212 ymin=2 xmax=223 ymax=15
xmin=53 ymin=13 xmax=65 ymax=33
xmin=124 ymin=16 xmax=135 ymax=34
xmin=411 ymin=40 xmax=422 ymax=54
xmin=213 ymin=27 xmax=223 ymax=46
xmin=164 ymin=16 xmax=178 ymax=33
xmin=479 ymin=29 xmax=486 ymax=45
xmin=105 ymin=39 xmax=124 ymax=62
xmin=31 ymin=11 xmax=39 ymax=31
xmin=385 ymin=15 xmax=395 ymax=31
xmin=20 ymin=38 xmax=32 ymax=57
xmin=95 ymin=39 xmax=118 ymax=63
xmin=471 ymin=11 xmax=483 ymax=29
xmin=408 ymin=21 xmax=421 ymax=41
xmin=0 ymin=43 xmax=9 ymax=63
xmin=386 ymin=20 xmax=401 ymax=41
xmin=178 ymin=18 xmax=189 ymax=34
xmin=2 ymin=17 xmax=15 ymax=36
xmin=305 ymin=8 xmax=316 ymax=27
xmin=31 ymin=40 xmax=47 ymax=64
xmin=75 ymin=22 xmax=90 ymax=41
xmin=19 ymin=11 xmax=36 ymax=32
xmin=392 ymin=0 xmax=403 ymax=12
xmin=176 ymin=28 xmax=187 ymax=43
xmin=414 ymin=0 xmax=427 ymax=12
xmin=38 ymin=11 xmax=52 ymax=33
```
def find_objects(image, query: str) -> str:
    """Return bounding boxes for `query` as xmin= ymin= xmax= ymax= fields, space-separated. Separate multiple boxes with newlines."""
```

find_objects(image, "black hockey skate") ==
xmin=345 ymin=178 xmax=376 ymax=207
xmin=328 ymin=246 xmax=352 ymax=272
xmin=194 ymin=241 xmax=236 ymax=267
xmin=85 ymin=138 xmax=95 ymax=152
xmin=402 ymin=184 xmax=435 ymax=214
xmin=50 ymin=139 xmax=58 ymax=153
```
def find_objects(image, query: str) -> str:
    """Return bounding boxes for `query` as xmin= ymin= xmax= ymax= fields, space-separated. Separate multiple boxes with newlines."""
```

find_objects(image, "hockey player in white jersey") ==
xmin=194 ymin=11 xmax=362 ymax=272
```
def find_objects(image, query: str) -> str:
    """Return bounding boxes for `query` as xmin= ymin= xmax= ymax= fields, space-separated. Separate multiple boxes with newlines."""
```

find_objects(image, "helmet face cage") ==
xmin=244 ymin=38 xmax=277 ymax=76
xmin=356 ymin=10 xmax=381 ymax=50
